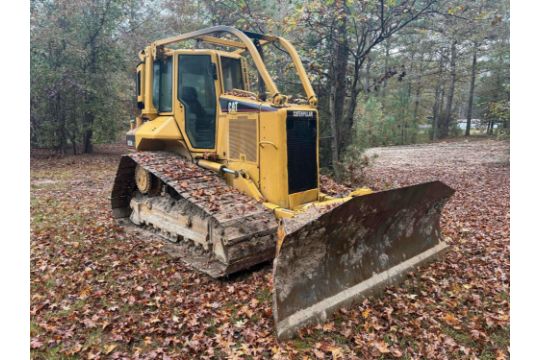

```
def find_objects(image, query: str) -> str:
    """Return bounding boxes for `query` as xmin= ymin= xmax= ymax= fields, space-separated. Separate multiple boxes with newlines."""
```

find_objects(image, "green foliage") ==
xmin=486 ymin=101 xmax=509 ymax=125
xmin=31 ymin=0 xmax=140 ymax=152
xmin=353 ymin=97 xmax=393 ymax=148
xmin=350 ymin=94 xmax=420 ymax=149
xmin=30 ymin=0 xmax=510 ymax=157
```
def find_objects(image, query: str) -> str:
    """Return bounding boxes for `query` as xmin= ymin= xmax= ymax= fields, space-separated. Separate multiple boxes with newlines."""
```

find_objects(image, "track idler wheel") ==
xmin=135 ymin=165 xmax=162 ymax=195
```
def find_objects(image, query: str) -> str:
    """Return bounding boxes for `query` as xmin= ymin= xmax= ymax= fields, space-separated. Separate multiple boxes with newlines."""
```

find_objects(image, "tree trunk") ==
xmin=340 ymin=57 xmax=362 ymax=156
xmin=56 ymin=113 xmax=66 ymax=155
xmin=364 ymin=56 xmax=371 ymax=93
xmin=381 ymin=40 xmax=391 ymax=109
xmin=402 ymin=51 xmax=415 ymax=144
xmin=68 ymin=132 xmax=78 ymax=155
xmin=437 ymin=88 xmax=445 ymax=139
xmin=432 ymin=56 xmax=444 ymax=140
xmin=80 ymin=11 xmax=104 ymax=154
xmin=441 ymin=40 xmax=457 ymax=138
xmin=328 ymin=8 xmax=349 ymax=170
xmin=82 ymin=120 xmax=94 ymax=154
xmin=54 ymin=93 xmax=67 ymax=154
xmin=432 ymin=91 xmax=439 ymax=141
xmin=412 ymin=53 xmax=424 ymax=144
xmin=465 ymin=42 xmax=478 ymax=136
xmin=328 ymin=83 xmax=340 ymax=169
xmin=400 ymin=90 xmax=406 ymax=145
xmin=412 ymin=84 xmax=421 ymax=143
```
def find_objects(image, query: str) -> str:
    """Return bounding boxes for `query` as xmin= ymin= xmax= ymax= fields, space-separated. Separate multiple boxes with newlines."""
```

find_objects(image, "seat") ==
xmin=181 ymin=86 xmax=213 ymax=147
xmin=181 ymin=86 xmax=207 ymax=121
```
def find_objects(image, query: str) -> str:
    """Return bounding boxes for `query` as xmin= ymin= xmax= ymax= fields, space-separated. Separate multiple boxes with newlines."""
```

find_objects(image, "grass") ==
xmin=478 ymin=326 xmax=510 ymax=360
xmin=32 ymin=346 xmax=77 ymax=360
xmin=441 ymin=324 xmax=475 ymax=347
xmin=255 ymin=287 xmax=272 ymax=304
xmin=291 ymin=338 xmax=312 ymax=350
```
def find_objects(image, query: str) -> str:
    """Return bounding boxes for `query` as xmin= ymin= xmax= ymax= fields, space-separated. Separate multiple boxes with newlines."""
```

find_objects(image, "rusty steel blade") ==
xmin=272 ymin=181 xmax=455 ymax=340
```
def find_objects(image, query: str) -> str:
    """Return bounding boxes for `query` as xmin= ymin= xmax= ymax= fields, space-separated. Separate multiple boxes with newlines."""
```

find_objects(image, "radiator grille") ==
xmin=229 ymin=117 xmax=257 ymax=162
xmin=286 ymin=111 xmax=318 ymax=194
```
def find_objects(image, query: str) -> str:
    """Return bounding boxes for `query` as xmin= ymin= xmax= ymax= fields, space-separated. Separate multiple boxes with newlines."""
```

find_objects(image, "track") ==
xmin=111 ymin=151 xmax=278 ymax=277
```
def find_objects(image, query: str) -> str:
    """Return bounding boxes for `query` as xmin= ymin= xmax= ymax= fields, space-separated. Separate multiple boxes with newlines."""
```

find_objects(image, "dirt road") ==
xmin=365 ymin=138 xmax=509 ymax=170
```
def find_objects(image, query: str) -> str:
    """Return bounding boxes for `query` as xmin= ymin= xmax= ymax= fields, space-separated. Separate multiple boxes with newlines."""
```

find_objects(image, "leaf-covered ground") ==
xmin=30 ymin=138 xmax=509 ymax=359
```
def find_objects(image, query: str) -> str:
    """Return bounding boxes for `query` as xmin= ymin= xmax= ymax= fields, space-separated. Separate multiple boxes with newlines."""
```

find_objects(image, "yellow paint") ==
xmin=289 ymin=189 xmax=319 ymax=209
xmin=135 ymin=116 xmax=181 ymax=148
xmin=131 ymin=26 xmax=371 ymax=222
xmin=349 ymin=187 xmax=373 ymax=197
xmin=197 ymin=159 xmax=223 ymax=172
xmin=230 ymin=172 xmax=265 ymax=202
xmin=263 ymin=202 xmax=295 ymax=219
xmin=142 ymin=45 xmax=157 ymax=118
xmin=259 ymin=110 xmax=289 ymax=208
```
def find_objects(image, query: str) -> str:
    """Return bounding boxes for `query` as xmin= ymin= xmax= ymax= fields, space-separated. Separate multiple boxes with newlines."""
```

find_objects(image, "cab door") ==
xmin=174 ymin=52 xmax=220 ymax=151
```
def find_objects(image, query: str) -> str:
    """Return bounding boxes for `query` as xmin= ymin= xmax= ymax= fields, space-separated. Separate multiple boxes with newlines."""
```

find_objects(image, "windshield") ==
xmin=221 ymin=57 xmax=244 ymax=92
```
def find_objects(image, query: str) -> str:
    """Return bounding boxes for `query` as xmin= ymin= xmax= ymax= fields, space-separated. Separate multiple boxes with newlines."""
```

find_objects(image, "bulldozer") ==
xmin=111 ymin=26 xmax=454 ymax=340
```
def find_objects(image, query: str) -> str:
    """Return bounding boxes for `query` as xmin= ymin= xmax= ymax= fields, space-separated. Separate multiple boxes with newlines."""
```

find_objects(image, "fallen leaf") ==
xmin=104 ymin=343 xmax=117 ymax=354
xmin=373 ymin=341 xmax=390 ymax=354
xmin=362 ymin=308 xmax=371 ymax=319
xmin=442 ymin=313 xmax=460 ymax=326
xmin=30 ymin=338 xmax=43 ymax=349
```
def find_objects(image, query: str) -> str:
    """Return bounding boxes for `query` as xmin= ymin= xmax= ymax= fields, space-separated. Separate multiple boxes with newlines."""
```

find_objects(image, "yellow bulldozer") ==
xmin=111 ymin=26 xmax=454 ymax=339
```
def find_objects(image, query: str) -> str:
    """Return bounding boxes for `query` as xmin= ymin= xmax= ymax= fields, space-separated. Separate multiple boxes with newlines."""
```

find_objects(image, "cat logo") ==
xmin=228 ymin=101 xmax=239 ymax=113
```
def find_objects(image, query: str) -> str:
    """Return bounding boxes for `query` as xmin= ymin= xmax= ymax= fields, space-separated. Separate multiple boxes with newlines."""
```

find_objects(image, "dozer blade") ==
xmin=273 ymin=181 xmax=454 ymax=340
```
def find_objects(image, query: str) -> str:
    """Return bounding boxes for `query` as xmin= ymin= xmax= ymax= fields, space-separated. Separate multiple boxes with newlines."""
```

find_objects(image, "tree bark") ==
xmin=432 ymin=56 xmax=444 ymax=140
xmin=80 ymin=1 xmax=111 ymax=154
xmin=340 ymin=56 xmax=362 ymax=155
xmin=440 ymin=40 xmax=457 ymax=138
xmin=56 ymin=95 xmax=67 ymax=155
xmin=328 ymin=83 xmax=340 ymax=169
xmin=401 ymin=51 xmax=415 ymax=144
xmin=412 ymin=52 xmax=425 ymax=135
xmin=364 ymin=56 xmax=371 ymax=93
xmin=51 ymin=91 xmax=67 ymax=154
xmin=82 ymin=40 xmax=98 ymax=154
xmin=328 ymin=8 xmax=349 ymax=170
xmin=412 ymin=70 xmax=421 ymax=125
xmin=432 ymin=91 xmax=439 ymax=141
xmin=82 ymin=118 xmax=94 ymax=154
xmin=380 ymin=39 xmax=391 ymax=109
xmin=465 ymin=42 xmax=478 ymax=136
xmin=438 ymin=88 xmax=445 ymax=134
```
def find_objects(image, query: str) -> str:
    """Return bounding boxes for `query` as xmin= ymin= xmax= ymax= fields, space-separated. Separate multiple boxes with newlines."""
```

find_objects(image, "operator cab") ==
xmin=137 ymin=51 xmax=250 ymax=151
xmin=131 ymin=26 xmax=320 ymax=209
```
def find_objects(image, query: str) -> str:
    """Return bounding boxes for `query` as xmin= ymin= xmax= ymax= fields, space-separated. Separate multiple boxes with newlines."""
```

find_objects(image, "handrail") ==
xmin=149 ymin=26 xmax=317 ymax=107
xmin=276 ymin=37 xmax=318 ymax=106
xmin=152 ymin=26 xmax=283 ymax=104
xmin=232 ymin=36 xmax=318 ymax=106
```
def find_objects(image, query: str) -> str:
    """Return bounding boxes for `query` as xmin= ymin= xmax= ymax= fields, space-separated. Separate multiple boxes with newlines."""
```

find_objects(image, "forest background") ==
xmin=30 ymin=0 xmax=510 ymax=171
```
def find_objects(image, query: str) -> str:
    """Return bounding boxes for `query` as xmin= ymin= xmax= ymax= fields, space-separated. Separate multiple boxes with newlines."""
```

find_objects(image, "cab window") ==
xmin=152 ymin=57 xmax=173 ymax=112
xmin=221 ymin=57 xmax=244 ymax=92
xmin=178 ymin=55 xmax=217 ymax=149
